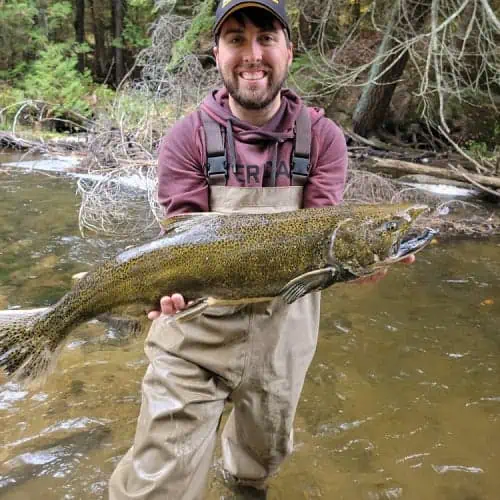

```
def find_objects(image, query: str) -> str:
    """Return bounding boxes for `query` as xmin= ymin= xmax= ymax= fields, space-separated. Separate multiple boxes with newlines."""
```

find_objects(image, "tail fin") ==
xmin=0 ymin=308 xmax=61 ymax=386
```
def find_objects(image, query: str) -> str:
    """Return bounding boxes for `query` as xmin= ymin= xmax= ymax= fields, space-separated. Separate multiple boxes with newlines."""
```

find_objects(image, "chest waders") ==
xmin=109 ymin=108 xmax=320 ymax=500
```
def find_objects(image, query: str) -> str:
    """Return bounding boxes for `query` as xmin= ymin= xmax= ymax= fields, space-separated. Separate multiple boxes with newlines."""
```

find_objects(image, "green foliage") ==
xmin=0 ymin=62 xmax=29 ymax=82
xmin=0 ymin=0 xmax=43 ymax=74
xmin=47 ymin=1 xmax=75 ymax=43
xmin=21 ymin=44 xmax=94 ymax=117
xmin=289 ymin=53 xmax=323 ymax=95
xmin=0 ymin=84 xmax=26 ymax=126
xmin=102 ymin=89 xmax=164 ymax=126
xmin=47 ymin=1 xmax=73 ymax=32
xmin=465 ymin=131 xmax=500 ymax=160
xmin=93 ymin=85 xmax=116 ymax=107
xmin=75 ymin=42 xmax=92 ymax=55
xmin=466 ymin=140 xmax=490 ymax=158
xmin=168 ymin=0 xmax=216 ymax=70
xmin=123 ymin=0 xmax=156 ymax=50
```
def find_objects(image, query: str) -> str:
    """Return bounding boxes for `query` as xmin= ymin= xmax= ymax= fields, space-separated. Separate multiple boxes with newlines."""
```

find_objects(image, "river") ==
xmin=0 ymin=153 xmax=499 ymax=499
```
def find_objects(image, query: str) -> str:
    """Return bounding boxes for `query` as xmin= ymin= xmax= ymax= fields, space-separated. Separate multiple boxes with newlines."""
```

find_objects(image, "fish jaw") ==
xmin=392 ymin=227 xmax=438 ymax=261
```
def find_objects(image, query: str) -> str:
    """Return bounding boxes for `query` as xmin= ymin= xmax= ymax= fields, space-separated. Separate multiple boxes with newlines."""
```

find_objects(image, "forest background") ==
xmin=0 ymin=0 xmax=499 ymax=234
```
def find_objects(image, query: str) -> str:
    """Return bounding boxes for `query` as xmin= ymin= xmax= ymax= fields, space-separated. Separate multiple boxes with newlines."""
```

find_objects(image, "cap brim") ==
xmin=214 ymin=1 xmax=288 ymax=35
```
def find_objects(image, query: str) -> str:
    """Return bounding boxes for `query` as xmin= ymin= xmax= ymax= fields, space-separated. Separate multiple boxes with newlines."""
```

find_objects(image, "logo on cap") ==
xmin=222 ymin=0 xmax=279 ymax=6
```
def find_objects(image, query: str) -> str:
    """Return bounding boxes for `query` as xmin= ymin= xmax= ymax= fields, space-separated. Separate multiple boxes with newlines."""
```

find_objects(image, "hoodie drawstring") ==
xmin=269 ymin=141 xmax=279 ymax=187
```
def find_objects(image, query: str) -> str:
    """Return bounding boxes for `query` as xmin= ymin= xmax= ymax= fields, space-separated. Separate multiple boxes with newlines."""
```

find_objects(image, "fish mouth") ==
xmin=392 ymin=227 xmax=438 ymax=261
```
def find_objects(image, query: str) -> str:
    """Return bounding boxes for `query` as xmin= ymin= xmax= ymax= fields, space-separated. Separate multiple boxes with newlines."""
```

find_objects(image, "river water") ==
xmin=0 ymin=154 xmax=499 ymax=499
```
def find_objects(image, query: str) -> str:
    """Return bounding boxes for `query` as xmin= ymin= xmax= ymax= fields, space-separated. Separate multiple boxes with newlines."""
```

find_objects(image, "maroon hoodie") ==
xmin=157 ymin=88 xmax=347 ymax=216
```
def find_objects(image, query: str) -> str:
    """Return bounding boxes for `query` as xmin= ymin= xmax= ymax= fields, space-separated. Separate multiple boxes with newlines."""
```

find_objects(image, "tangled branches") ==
xmin=294 ymin=0 xmax=500 ymax=124
xmin=76 ymin=90 xmax=163 ymax=239
xmin=138 ymin=13 xmax=219 ymax=106
xmin=77 ymin=11 xmax=219 ymax=239
xmin=344 ymin=165 xmax=440 ymax=205
xmin=77 ymin=165 xmax=162 ymax=240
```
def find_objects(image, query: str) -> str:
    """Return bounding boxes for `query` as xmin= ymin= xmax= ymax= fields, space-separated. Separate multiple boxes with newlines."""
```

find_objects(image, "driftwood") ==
xmin=0 ymin=132 xmax=47 ymax=151
xmin=395 ymin=174 xmax=474 ymax=189
xmin=346 ymin=129 xmax=412 ymax=154
xmin=346 ymin=129 xmax=493 ymax=175
xmin=363 ymin=157 xmax=500 ymax=191
xmin=0 ymin=131 xmax=87 ymax=153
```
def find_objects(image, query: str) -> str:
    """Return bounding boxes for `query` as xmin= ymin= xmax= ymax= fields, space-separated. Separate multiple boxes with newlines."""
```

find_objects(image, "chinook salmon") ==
xmin=0 ymin=203 xmax=436 ymax=385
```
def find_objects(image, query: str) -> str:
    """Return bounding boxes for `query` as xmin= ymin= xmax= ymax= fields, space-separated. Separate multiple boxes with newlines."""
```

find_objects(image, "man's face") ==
xmin=214 ymin=13 xmax=293 ymax=110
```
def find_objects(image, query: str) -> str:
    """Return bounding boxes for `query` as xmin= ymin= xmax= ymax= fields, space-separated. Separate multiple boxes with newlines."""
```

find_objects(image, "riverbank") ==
xmin=1 ymin=140 xmax=499 ymax=241
xmin=0 ymin=130 xmax=88 ymax=154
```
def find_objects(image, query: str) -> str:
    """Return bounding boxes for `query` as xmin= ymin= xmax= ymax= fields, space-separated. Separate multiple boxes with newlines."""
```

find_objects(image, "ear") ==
xmin=287 ymin=42 xmax=293 ymax=68
xmin=213 ymin=45 xmax=219 ymax=70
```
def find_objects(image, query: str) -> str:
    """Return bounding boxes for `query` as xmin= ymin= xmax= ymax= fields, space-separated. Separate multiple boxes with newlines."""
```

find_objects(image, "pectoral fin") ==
xmin=173 ymin=298 xmax=210 ymax=322
xmin=173 ymin=296 xmax=275 ymax=322
xmin=279 ymin=267 xmax=337 ymax=304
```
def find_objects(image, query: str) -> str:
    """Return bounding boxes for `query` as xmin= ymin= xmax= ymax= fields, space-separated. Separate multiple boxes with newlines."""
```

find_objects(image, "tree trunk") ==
xmin=74 ymin=0 xmax=86 ymax=73
xmin=88 ymin=0 xmax=107 ymax=80
xmin=352 ymin=0 xmax=432 ymax=137
xmin=111 ymin=0 xmax=126 ymax=85
xmin=37 ymin=0 xmax=49 ymax=40
xmin=366 ymin=157 xmax=500 ymax=190
xmin=350 ymin=0 xmax=361 ymax=24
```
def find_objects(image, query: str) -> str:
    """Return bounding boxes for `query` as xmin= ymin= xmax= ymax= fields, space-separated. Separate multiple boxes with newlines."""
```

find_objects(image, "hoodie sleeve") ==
xmin=157 ymin=112 xmax=209 ymax=216
xmin=303 ymin=115 xmax=348 ymax=208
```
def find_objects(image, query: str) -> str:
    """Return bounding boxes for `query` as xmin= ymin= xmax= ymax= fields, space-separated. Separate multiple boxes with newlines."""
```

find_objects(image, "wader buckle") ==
xmin=206 ymin=155 xmax=227 ymax=185
xmin=291 ymin=155 xmax=310 ymax=186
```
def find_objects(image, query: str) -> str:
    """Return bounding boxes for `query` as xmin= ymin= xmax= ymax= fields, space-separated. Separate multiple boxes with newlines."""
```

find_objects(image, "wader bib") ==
xmin=109 ymin=111 xmax=320 ymax=500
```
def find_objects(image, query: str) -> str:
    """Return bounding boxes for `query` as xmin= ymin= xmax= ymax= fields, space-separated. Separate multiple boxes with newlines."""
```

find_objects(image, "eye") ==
xmin=260 ymin=33 xmax=276 ymax=44
xmin=226 ymin=34 xmax=243 ymax=45
xmin=383 ymin=221 xmax=399 ymax=232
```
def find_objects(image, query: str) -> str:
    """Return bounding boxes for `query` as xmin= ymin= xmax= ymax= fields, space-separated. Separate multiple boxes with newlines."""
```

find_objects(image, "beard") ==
xmin=221 ymin=66 xmax=288 ymax=110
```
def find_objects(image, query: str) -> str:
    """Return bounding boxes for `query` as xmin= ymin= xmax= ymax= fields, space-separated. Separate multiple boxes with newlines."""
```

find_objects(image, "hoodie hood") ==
xmin=199 ymin=88 xmax=324 ymax=144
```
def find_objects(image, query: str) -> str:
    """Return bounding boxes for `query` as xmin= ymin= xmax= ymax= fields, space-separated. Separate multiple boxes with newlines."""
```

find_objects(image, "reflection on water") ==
xmin=1 ymin=157 xmax=499 ymax=499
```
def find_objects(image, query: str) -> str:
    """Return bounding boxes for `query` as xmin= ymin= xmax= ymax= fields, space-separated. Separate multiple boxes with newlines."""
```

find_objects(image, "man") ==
xmin=109 ymin=1 xmax=411 ymax=498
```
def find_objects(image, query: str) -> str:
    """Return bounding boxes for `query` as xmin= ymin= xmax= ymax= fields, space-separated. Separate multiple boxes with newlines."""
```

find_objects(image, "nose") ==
xmin=242 ymin=38 xmax=263 ymax=64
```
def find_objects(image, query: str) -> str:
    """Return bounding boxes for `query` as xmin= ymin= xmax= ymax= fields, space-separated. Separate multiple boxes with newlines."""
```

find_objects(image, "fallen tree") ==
xmin=363 ymin=157 xmax=500 ymax=193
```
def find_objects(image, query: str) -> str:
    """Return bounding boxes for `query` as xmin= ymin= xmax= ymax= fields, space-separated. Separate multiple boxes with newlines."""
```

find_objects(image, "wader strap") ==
xmin=200 ymin=110 xmax=227 ymax=185
xmin=291 ymin=105 xmax=312 ymax=186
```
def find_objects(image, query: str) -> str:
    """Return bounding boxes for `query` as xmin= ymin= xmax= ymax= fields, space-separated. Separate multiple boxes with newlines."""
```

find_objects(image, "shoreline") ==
xmin=1 ymin=143 xmax=499 ymax=241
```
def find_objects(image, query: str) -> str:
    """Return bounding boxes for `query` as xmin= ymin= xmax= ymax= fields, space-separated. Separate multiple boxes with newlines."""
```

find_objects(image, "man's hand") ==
xmin=349 ymin=254 xmax=415 ymax=285
xmin=147 ymin=293 xmax=187 ymax=320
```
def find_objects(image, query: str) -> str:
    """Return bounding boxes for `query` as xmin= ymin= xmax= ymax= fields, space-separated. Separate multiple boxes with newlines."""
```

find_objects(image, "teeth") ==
xmin=241 ymin=71 xmax=265 ymax=80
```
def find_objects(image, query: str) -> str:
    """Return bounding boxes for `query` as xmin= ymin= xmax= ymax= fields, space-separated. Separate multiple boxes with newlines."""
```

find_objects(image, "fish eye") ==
xmin=383 ymin=221 xmax=400 ymax=232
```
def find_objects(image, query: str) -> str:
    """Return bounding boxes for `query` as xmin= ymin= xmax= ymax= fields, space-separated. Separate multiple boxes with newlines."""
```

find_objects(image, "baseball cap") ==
xmin=214 ymin=0 xmax=290 ymax=37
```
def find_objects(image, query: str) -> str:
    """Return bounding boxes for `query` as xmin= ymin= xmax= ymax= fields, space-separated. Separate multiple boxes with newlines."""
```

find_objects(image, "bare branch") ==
xmin=479 ymin=0 xmax=500 ymax=30
xmin=447 ymin=163 xmax=500 ymax=197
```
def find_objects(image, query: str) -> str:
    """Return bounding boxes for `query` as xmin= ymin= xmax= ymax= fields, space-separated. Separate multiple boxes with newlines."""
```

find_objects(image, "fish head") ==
xmin=330 ymin=204 xmax=437 ymax=277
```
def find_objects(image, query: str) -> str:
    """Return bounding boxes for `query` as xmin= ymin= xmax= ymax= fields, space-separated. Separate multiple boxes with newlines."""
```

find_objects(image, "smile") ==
xmin=239 ymin=71 xmax=266 ymax=81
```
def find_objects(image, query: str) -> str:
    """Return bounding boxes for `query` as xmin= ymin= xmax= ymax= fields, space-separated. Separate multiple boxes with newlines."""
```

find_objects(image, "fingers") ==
xmin=147 ymin=293 xmax=187 ymax=319
xmin=170 ymin=293 xmax=186 ymax=312
xmin=160 ymin=294 xmax=186 ymax=314
xmin=147 ymin=310 xmax=161 ymax=320
xmin=401 ymin=254 xmax=416 ymax=264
